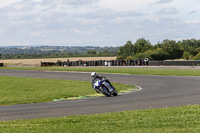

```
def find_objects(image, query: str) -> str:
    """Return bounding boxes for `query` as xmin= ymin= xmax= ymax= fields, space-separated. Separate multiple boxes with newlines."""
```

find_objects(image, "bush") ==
xmin=133 ymin=53 xmax=149 ymax=59
xmin=116 ymin=56 xmax=124 ymax=60
xmin=183 ymin=51 xmax=192 ymax=60
xmin=87 ymin=50 xmax=97 ymax=55
xmin=126 ymin=56 xmax=134 ymax=60
xmin=56 ymin=60 xmax=62 ymax=66
xmin=194 ymin=52 xmax=200 ymax=60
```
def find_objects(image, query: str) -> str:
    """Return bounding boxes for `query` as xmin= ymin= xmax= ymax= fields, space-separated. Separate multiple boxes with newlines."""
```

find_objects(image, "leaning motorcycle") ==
xmin=93 ymin=79 xmax=118 ymax=97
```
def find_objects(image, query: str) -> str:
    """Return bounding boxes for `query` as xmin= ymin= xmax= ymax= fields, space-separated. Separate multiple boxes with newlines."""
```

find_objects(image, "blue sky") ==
xmin=0 ymin=0 xmax=200 ymax=46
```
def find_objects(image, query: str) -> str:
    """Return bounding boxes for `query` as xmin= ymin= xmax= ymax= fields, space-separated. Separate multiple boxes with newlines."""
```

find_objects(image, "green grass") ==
xmin=0 ymin=76 xmax=134 ymax=106
xmin=0 ymin=69 xmax=199 ymax=132
xmin=1 ymin=67 xmax=200 ymax=76
xmin=0 ymin=105 xmax=199 ymax=133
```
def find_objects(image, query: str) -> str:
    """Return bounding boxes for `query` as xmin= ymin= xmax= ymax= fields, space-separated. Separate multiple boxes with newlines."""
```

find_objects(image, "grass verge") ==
xmin=1 ymin=67 xmax=200 ymax=76
xmin=0 ymin=76 xmax=134 ymax=106
xmin=0 ymin=105 xmax=199 ymax=133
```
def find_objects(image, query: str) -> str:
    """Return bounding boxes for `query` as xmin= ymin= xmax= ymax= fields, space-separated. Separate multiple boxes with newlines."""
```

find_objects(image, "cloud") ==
xmin=40 ymin=0 xmax=98 ymax=6
xmin=84 ymin=9 xmax=143 ymax=19
xmin=157 ymin=7 xmax=178 ymax=15
xmin=0 ymin=0 xmax=23 ymax=9
xmin=98 ymin=0 xmax=158 ymax=12
xmin=185 ymin=20 xmax=200 ymax=24
xmin=188 ymin=10 xmax=197 ymax=14
xmin=66 ymin=0 xmax=99 ymax=5
xmin=0 ymin=0 xmax=200 ymax=46
xmin=156 ymin=0 xmax=173 ymax=4
xmin=32 ymin=0 xmax=42 ymax=2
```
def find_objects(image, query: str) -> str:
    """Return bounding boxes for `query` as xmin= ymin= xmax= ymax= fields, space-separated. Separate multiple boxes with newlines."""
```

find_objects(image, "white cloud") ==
xmin=71 ymin=29 xmax=81 ymax=33
xmin=188 ymin=10 xmax=197 ymax=14
xmin=33 ymin=0 xmax=42 ymax=2
xmin=156 ymin=0 xmax=173 ymax=4
xmin=98 ymin=0 xmax=158 ymax=12
xmin=0 ymin=0 xmax=23 ymax=9
xmin=185 ymin=20 xmax=200 ymax=24
xmin=157 ymin=7 xmax=178 ymax=15
xmin=0 ymin=0 xmax=200 ymax=46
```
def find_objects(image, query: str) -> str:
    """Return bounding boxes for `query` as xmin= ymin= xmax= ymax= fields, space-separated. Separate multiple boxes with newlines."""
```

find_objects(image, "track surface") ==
xmin=0 ymin=69 xmax=200 ymax=121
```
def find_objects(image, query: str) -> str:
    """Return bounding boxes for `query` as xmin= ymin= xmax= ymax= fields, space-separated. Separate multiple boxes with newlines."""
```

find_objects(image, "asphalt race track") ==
xmin=0 ymin=69 xmax=200 ymax=121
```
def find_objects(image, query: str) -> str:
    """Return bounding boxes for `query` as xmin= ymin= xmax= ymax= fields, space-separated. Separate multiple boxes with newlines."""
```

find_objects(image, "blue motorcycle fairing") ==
xmin=93 ymin=79 xmax=104 ymax=89
xmin=93 ymin=78 xmax=113 ymax=92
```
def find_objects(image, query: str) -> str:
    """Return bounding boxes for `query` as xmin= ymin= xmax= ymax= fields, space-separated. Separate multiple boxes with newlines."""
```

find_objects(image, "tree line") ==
xmin=117 ymin=38 xmax=200 ymax=60
xmin=1 ymin=39 xmax=200 ymax=60
xmin=0 ymin=47 xmax=118 ymax=59
xmin=0 ymin=51 xmax=117 ymax=59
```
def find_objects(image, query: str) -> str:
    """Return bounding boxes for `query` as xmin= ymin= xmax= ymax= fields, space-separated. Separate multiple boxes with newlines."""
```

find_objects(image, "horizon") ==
xmin=0 ymin=44 xmax=120 ymax=47
xmin=1 ymin=37 xmax=200 ymax=48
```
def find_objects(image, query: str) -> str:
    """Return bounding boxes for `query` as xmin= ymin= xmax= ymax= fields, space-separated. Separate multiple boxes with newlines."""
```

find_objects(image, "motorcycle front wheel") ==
xmin=100 ymin=86 xmax=111 ymax=97
xmin=112 ymin=90 xmax=118 ymax=96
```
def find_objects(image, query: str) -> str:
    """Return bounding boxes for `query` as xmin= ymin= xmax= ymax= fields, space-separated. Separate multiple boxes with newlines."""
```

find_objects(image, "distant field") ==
xmin=0 ymin=57 xmax=116 ymax=67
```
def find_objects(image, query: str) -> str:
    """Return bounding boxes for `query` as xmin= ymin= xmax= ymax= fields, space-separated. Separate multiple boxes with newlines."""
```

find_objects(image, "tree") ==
xmin=87 ymin=50 xmax=97 ymax=55
xmin=102 ymin=50 xmax=109 ymax=55
xmin=181 ymin=39 xmax=200 ymax=48
xmin=147 ymin=48 xmax=170 ymax=60
xmin=67 ymin=52 xmax=74 ymax=56
xmin=133 ymin=38 xmax=153 ymax=54
xmin=159 ymin=39 xmax=183 ymax=59
xmin=179 ymin=41 xmax=198 ymax=56
xmin=117 ymin=41 xmax=134 ymax=59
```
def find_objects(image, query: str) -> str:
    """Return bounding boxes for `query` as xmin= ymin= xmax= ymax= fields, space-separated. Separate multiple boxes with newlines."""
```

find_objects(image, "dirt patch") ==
xmin=0 ymin=57 xmax=116 ymax=67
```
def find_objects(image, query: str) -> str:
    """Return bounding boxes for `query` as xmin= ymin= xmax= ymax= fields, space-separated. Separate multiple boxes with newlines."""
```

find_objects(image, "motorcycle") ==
xmin=93 ymin=78 xmax=118 ymax=97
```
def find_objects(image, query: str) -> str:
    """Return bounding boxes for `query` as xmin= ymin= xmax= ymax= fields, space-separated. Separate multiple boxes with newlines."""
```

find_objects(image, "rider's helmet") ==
xmin=91 ymin=72 xmax=96 ymax=77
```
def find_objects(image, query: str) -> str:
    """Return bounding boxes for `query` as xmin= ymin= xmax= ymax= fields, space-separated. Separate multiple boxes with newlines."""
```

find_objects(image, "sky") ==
xmin=0 ymin=0 xmax=200 ymax=46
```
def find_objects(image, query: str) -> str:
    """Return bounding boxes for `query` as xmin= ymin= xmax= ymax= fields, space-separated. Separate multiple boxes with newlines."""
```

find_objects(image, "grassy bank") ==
xmin=0 ymin=105 xmax=199 ymax=133
xmin=0 ymin=76 xmax=134 ymax=106
xmin=1 ymin=67 xmax=200 ymax=76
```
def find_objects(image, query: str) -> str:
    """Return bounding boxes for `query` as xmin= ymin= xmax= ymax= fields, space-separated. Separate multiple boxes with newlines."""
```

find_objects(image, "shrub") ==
xmin=183 ymin=51 xmax=192 ymax=60
xmin=133 ymin=53 xmax=149 ymax=59
xmin=116 ymin=56 xmax=124 ymax=60
xmin=194 ymin=52 xmax=200 ymax=60
xmin=126 ymin=56 xmax=134 ymax=60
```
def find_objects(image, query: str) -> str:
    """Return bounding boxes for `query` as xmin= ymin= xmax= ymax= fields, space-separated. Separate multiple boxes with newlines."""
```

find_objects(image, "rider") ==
xmin=91 ymin=72 xmax=114 ymax=93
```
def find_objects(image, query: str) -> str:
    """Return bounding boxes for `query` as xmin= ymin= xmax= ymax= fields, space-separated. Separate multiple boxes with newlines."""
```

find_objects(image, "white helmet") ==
xmin=91 ymin=72 xmax=96 ymax=77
